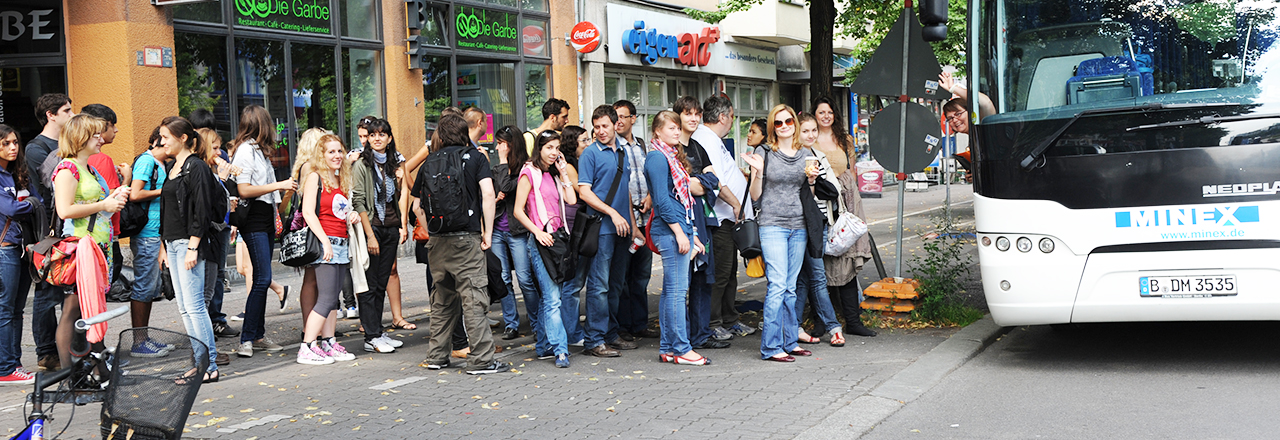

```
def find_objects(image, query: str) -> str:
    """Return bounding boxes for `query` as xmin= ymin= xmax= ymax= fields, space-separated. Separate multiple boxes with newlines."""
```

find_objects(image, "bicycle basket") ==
xmin=100 ymin=327 xmax=210 ymax=440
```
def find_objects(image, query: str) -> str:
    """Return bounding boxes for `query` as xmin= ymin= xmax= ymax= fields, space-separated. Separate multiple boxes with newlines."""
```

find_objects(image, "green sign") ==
xmin=454 ymin=6 xmax=518 ymax=54
xmin=234 ymin=0 xmax=332 ymax=35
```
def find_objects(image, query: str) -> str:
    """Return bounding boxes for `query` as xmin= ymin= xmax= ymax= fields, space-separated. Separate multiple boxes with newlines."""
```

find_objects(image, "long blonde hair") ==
xmin=309 ymin=134 xmax=353 ymax=193
xmin=292 ymin=127 xmax=331 ymax=181
xmin=196 ymin=128 xmax=223 ymax=168
xmin=57 ymin=114 xmax=107 ymax=159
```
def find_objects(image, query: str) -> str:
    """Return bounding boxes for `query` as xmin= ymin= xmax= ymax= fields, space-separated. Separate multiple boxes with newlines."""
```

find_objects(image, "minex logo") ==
xmin=1203 ymin=182 xmax=1280 ymax=198
xmin=1114 ymin=205 xmax=1260 ymax=228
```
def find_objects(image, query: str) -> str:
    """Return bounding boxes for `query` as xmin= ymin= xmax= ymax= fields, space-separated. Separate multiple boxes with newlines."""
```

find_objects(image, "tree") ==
xmin=687 ymin=0 xmax=967 ymax=101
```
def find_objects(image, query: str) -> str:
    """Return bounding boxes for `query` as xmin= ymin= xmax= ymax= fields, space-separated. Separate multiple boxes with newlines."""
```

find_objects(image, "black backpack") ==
xmin=419 ymin=145 xmax=470 ymax=234
xmin=119 ymin=154 xmax=159 ymax=238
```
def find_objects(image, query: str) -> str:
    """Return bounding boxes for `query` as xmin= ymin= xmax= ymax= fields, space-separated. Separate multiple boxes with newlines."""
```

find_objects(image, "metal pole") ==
xmin=945 ymin=127 xmax=952 ymax=226
xmin=894 ymin=5 xmax=911 ymax=278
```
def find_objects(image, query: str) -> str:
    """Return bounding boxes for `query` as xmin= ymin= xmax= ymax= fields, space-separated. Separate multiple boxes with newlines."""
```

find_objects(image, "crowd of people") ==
xmin=0 ymin=91 xmax=877 ymax=383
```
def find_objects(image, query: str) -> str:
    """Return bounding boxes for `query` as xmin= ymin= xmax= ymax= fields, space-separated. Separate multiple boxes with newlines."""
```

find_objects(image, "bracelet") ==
xmin=187 ymin=246 xmax=198 ymax=251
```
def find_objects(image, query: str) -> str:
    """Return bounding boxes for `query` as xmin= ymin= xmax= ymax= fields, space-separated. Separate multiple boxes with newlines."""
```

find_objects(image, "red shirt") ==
xmin=88 ymin=153 xmax=122 ymax=235
xmin=317 ymin=186 xmax=350 ymax=239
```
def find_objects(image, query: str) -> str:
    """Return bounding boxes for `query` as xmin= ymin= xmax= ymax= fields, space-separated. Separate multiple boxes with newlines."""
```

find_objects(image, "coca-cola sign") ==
xmin=522 ymin=24 xmax=545 ymax=56
xmin=570 ymin=21 xmax=600 ymax=54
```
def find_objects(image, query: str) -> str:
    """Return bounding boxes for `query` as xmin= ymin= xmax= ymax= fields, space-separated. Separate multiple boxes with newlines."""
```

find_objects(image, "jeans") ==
xmin=360 ymin=226 xmax=398 ymax=342
xmin=560 ymin=257 xmax=587 ymax=344
xmin=0 ymin=245 xmax=30 ymax=375
xmin=203 ymin=228 xmax=230 ymax=325
xmin=759 ymin=226 xmax=805 ymax=359
xmin=131 ymin=237 xmax=164 ymax=302
xmin=507 ymin=233 xmax=546 ymax=354
xmin=653 ymin=232 xmax=692 ymax=355
xmin=32 ymin=283 xmax=61 ymax=359
xmin=687 ymin=265 xmax=712 ymax=347
xmin=709 ymin=221 xmax=741 ymax=328
xmin=581 ymin=233 xmax=624 ymax=349
xmin=491 ymin=229 xmax=520 ymax=331
xmin=527 ymin=234 xmax=568 ymax=356
xmin=613 ymin=242 xmax=653 ymax=334
xmin=239 ymin=230 xmax=274 ymax=343
xmin=166 ymin=240 xmax=217 ymax=372
xmin=795 ymin=227 xmax=842 ymax=335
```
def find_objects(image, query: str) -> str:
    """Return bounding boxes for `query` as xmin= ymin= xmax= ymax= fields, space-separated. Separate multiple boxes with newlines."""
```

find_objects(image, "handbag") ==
xmin=279 ymin=180 xmax=323 ymax=267
xmin=735 ymin=150 xmax=766 ymax=259
xmin=530 ymin=166 xmax=576 ymax=284
xmin=30 ymin=209 xmax=100 ymax=287
xmin=825 ymin=211 xmax=867 ymax=256
xmin=572 ymin=147 xmax=624 ymax=257
xmin=745 ymin=256 xmax=765 ymax=278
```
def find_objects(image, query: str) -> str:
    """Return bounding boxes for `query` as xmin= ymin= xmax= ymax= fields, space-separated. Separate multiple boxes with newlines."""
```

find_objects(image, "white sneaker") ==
xmin=569 ymin=339 xmax=585 ymax=347
xmin=345 ymin=306 xmax=359 ymax=320
xmin=296 ymin=342 xmax=334 ymax=365
xmin=364 ymin=338 xmax=395 ymax=353
xmin=321 ymin=338 xmax=356 ymax=361
xmin=378 ymin=334 xmax=404 ymax=348
xmin=236 ymin=341 xmax=254 ymax=357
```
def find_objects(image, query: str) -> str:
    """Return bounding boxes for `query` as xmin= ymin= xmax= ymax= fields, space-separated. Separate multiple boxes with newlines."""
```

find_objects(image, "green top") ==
xmin=53 ymin=159 xmax=112 ymax=247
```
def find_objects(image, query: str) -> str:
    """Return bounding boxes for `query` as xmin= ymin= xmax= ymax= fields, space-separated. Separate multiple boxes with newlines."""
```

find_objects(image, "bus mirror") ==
xmin=918 ymin=0 xmax=948 ymax=26
xmin=922 ymin=25 xmax=948 ymax=42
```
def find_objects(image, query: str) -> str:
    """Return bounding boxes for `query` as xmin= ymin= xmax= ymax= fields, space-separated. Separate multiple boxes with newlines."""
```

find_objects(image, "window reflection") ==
xmin=525 ymin=64 xmax=550 ymax=129
xmin=235 ymin=38 xmax=291 ymax=179
xmin=292 ymin=44 xmax=339 ymax=137
xmin=176 ymin=32 xmax=231 ymax=138
xmin=344 ymin=48 xmax=384 ymax=149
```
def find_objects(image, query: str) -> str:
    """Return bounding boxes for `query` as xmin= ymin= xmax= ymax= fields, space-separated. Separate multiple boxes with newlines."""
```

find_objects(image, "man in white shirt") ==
xmin=690 ymin=94 xmax=757 ymax=340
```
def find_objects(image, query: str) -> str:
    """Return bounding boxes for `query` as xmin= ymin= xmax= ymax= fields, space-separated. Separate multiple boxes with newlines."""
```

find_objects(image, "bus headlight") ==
xmin=1016 ymin=237 xmax=1033 ymax=253
xmin=1039 ymin=238 xmax=1055 ymax=253
xmin=995 ymin=236 xmax=1010 ymax=251
xmin=981 ymin=236 xmax=991 ymax=246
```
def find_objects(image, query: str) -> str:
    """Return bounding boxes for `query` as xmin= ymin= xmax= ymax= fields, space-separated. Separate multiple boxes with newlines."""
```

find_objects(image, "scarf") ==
xmin=651 ymin=138 xmax=694 ymax=225
xmin=371 ymin=150 xmax=394 ymax=222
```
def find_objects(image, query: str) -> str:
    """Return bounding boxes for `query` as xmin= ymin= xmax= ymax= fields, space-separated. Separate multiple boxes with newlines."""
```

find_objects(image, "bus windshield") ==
xmin=975 ymin=0 xmax=1280 ymax=159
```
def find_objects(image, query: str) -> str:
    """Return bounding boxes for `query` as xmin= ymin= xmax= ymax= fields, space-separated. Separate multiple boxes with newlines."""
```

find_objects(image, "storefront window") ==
xmin=646 ymin=80 xmax=663 ymax=108
xmin=340 ymin=0 xmax=379 ymax=40
xmin=519 ymin=19 xmax=548 ymax=58
xmin=626 ymin=79 xmax=641 ymax=104
xmin=0 ymin=66 xmax=66 ymax=144
xmin=174 ymin=2 xmax=222 ymax=24
xmin=457 ymin=63 xmax=516 ymax=141
xmin=235 ymin=38 xmax=291 ymax=178
xmin=604 ymin=77 xmax=619 ymax=105
xmin=175 ymin=32 xmax=231 ymax=137
xmin=422 ymin=56 xmax=451 ymax=132
xmin=490 ymin=0 xmax=518 ymax=7
xmin=521 ymin=0 xmax=548 ymax=12
xmin=344 ymin=48 xmax=384 ymax=148
xmin=291 ymin=44 xmax=340 ymax=136
xmin=524 ymin=64 xmax=550 ymax=130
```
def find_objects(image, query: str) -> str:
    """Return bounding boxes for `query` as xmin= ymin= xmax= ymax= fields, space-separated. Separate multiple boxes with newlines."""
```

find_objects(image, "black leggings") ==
xmin=829 ymin=278 xmax=863 ymax=324
xmin=313 ymin=264 xmax=346 ymax=318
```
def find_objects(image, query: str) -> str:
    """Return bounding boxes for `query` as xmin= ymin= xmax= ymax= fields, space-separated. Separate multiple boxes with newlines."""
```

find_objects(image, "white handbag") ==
xmin=825 ymin=211 xmax=867 ymax=256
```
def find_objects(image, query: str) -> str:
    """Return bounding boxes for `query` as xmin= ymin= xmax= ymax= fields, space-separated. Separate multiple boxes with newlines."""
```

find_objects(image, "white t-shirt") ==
xmin=231 ymin=140 xmax=281 ymax=204
xmin=691 ymin=125 xmax=752 ymax=222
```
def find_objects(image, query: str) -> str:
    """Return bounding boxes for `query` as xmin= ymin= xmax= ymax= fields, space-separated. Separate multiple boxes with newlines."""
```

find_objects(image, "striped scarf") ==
xmin=651 ymin=138 xmax=693 ymax=218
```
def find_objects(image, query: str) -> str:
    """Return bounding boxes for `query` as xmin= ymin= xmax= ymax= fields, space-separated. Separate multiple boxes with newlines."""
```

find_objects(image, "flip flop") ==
xmin=390 ymin=320 xmax=418 ymax=330
xmin=830 ymin=332 xmax=846 ymax=347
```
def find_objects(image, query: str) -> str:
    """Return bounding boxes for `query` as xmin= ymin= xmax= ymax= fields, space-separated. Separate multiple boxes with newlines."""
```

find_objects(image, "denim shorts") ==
xmin=318 ymin=237 xmax=350 ymax=265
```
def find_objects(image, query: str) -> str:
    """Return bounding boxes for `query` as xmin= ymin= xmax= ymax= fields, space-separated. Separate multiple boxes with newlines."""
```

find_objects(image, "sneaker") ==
xmin=279 ymin=286 xmax=291 ymax=313
xmin=229 ymin=312 xmax=245 ymax=322
xmin=554 ymin=353 xmax=570 ymax=368
xmin=364 ymin=338 xmax=396 ymax=353
xmin=465 ymin=361 xmax=512 ymax=375
xmin=253 ymin=338 xmax=284 ymax=352
xmin=423 ymin=360 xmax=450 ymax=370
xmin=569 ymin=339 xmax=584 ymax=347
xmin=729 ymin=322 xmax=757 ymax=337
xmin=712 ymin=326 xmax=734 ymax=341
xmin=215 ymin=353 xmax=230 ymax=366
xmin=296 ymin=342 xmax=334 ymax=365
xmin=0 ymin=369 xmax=34 ymax=385
xmin=236 ymin=341 xmax=254 ymax=357
xmin=130 ymin=339 xmax=173 ymax=358
xmin=345 ymin=306 xmax=359 ymax=320
xmin=535 ymin=352 xmax=555 ymax=360
xmin=321 ymin=338 xmax=356 ymax=361
xmin=377 ymin=334 xmax=404 ymax=348
xmin=213 ymin=322 xmax=240 ymax=338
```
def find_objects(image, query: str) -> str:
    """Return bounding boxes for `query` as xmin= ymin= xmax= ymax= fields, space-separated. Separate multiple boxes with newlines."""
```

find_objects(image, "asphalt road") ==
xmin=864 ymin=320 xmax=1280 ymax=439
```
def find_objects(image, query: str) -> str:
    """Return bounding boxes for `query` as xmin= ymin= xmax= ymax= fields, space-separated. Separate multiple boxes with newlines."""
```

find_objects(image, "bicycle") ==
xmin=14 ymin=305 xmax=210 ymax=440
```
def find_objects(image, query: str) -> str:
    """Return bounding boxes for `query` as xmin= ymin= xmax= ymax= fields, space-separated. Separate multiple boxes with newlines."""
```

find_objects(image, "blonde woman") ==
xmin=296 ymin=134 xmax=359 ymax=365
xmin=289 ymin=127 xmax=330 ymax=329
xmin=51 ymin=114 xmax=129 ymax=369
xmin=792 ymin=112 xmax=845 ymax=347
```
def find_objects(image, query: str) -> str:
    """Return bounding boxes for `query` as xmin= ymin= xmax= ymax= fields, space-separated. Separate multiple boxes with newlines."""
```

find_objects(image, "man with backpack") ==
xmin=411 ymin=114 xmax=509 ymax=375
xmin=523 ymin=98 xmax=570 ymax=155
xmin=24 ymin=93 xmax=73 ymax=371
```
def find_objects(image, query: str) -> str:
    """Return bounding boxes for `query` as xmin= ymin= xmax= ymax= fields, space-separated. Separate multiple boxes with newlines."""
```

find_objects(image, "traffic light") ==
xmin=406 ymin=0 xmax=427 ymax=30
xmin=918 ymin=0 xmax=948 ymax=42
xmin=406 ymin=35 xmax=429 ymax=69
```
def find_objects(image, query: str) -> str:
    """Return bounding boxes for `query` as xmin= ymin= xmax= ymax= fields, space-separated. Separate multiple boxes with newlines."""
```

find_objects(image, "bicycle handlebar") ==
xmin=74 ymin=306 xmax=129 ymax=332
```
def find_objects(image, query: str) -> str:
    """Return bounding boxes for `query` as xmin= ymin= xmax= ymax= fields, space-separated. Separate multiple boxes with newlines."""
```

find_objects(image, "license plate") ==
xmin=1139 ymin=275 xmax=1237 ymax=297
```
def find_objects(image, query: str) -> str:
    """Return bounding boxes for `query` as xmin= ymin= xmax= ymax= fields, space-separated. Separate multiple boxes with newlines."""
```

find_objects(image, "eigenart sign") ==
xmin=234 ymin=0 xmax=332 ymax=35
xmin=454 ymin=6 xmax=518 ymax=54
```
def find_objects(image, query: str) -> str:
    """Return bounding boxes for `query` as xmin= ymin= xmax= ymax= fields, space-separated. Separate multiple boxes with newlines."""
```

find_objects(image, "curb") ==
xmin=794 ymin=315 xmax=1010 ymax=440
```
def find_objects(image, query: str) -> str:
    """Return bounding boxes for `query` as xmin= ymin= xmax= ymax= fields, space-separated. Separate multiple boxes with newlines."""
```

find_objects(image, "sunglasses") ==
xmin=773 ymin=118 xmax=795 ymax=128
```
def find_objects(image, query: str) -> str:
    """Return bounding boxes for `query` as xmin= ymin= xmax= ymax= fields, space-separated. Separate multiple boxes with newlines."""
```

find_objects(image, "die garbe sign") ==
xmin=234 ymin=0 xmax=331 ymax=34
xmin=454 ymin=6 xmax=518 ymax=54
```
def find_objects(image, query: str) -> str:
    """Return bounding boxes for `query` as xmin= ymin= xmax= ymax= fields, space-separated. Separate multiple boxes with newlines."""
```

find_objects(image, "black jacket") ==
xmin=161 ymin=155 xmax=221 ymax=261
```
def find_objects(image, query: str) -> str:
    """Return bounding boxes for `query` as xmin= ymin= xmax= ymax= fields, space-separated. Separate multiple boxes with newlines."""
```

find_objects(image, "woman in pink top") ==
xmin=512 ymin=130 xmax=577 ymax=368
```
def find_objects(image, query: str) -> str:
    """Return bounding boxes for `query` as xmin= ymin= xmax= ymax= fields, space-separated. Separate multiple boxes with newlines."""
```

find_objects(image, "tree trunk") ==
xmin=809 ymin=0 xmax=836 ymax=106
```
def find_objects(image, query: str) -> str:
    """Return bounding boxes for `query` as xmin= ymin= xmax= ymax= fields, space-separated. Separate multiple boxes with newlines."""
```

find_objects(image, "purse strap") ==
xmin=528 ymin=165 xmax=566 ymax=233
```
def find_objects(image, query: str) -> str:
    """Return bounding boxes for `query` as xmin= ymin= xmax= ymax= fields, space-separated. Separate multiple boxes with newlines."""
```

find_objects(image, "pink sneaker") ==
xmin=0 ymin=369 xmax=35 ymax=385
xmin=322 ymin=338 xmax=356 ymax=362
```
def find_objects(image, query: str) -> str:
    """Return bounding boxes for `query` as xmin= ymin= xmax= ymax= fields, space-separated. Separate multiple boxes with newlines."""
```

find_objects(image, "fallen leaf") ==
xmin=518 ymin=415 xmax=529 ymax=419
xmin=606 ymin=406 xmax=615 ymax=412
xmin=353 ymin=426 xmax=361 ymax=431
xmin=322 ymin=420 xmax=334 ymax=425
xmin=605 ymin=368 xmax=615 ymax=373
xmin=201 ymin=398 xmax=215 ymax=403
xmin=305 ymin=407 xmax=319 ymax=410
xmin=378 ymin=406 xmax=388 ymax=411
xmin=633 ymin=371 xmax=643 ymax=374
xmin=240 ymin=408 xmax=254 ymax=413
xmin=202 ymin=411 xmax=212 ymax=416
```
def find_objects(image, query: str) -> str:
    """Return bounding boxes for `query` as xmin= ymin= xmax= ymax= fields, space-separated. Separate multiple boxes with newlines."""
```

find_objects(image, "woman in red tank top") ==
xmin=296 ymin=134 xmax=359 ymax=365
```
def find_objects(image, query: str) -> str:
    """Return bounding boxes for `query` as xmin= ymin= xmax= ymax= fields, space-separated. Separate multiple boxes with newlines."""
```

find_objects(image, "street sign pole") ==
xmin=894 ymin=5 xmax=910 ymax=278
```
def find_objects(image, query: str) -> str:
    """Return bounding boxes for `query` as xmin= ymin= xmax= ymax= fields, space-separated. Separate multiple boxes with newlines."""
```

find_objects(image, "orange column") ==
xmin=65 ymin=0 xmax=177 ymax=162
xmin=382 ymin=0 xmax=427 ymax=159
xmin=549 ymin=0 xmax=580 ymax=126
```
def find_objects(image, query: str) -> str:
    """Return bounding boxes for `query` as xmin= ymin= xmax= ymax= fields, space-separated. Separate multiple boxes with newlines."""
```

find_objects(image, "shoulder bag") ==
xmin=530 ymin=166 xmax=576 ymax=284
xmin=571 ymin=148 xmax=623 ymax=257
xmin=732 ymin=151 xmax=764 ymax=259
xmin=279 ymin=177 xmax=323 ymax=267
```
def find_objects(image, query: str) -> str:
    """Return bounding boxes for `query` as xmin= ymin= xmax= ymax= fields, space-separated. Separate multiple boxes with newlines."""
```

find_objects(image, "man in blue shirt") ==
xmin=574 ymin=105 xmax=638 ymax=357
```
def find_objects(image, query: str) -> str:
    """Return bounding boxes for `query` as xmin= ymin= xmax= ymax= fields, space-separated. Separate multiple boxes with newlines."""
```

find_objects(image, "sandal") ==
xmin=673 ymin=353 xmax=710 ymax=366
xmin=202 ymin=370 xmax=220 ymax=384
xmin=797 ymin=332 xmax=821 ymax=344
xmin=830 ymin=332 xmax=845 ymax=347
xmin=390 ymin=320 xmax=418 ymax=330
